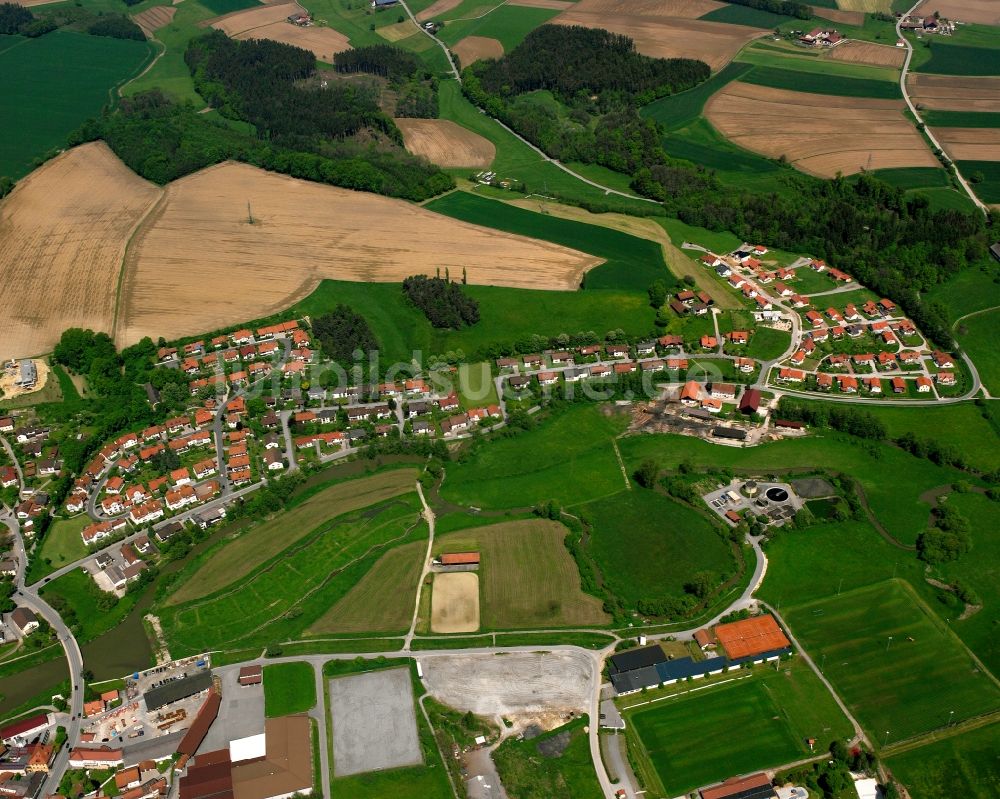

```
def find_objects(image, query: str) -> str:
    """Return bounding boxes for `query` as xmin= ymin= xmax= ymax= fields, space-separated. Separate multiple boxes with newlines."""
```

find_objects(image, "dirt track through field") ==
xmin=396 ymin=118 xmax=496 ymax=167
xmin=430 ymin=572 xmax=480 ymax=632
xmin=210 ymin=2 xmax=349 ymax=60
xmin=706 ymin=82 xmax=937 ymax=178
xmin=132 ymin=5 xmax=176 ymax=38
xmin=453 ymin=35 xmax=503 ymax=65
xmin=552 ymin=0 xmax=765 ymax=71
xmin=917 ymin=0 xmax=1000 ymax=26
xmin=828 ymin=40 xmax=904 ymax=68
xmin=117 ymin=162 xmax=601 ymax=346
xmin=907 ymin=74 xmax=1000 ymax=112
xmin=0 ymin=143 xmax=162 ymax=362
xmin=931 ymin=128 xmax=1000 ymax=161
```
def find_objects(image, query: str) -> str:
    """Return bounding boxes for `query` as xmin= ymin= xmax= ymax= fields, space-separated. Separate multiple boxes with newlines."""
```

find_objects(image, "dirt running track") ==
xmin=907 ymin=74 xmax=1000 ymax=112
xmin=930 ymin=128 xmax=1000 ymax=161
xmin=116 ymin=162 xmax=601 ymax=346
xmin=917 ymin=0 xmax=1000 ymax=26
xmin=552 ymin=0 xmax=765 ymax=71
xmin=828 ymin=40 xmax=905 ymax=68
xmin=0 ymin=144 xmax=161 ymax=362
xmin=396 ymin=118 xmax=496 ymax=167
xmin=706 ymin=82 xmax=937 ymax=178
xmin=453 ymin=35 xmax=503 ymax=66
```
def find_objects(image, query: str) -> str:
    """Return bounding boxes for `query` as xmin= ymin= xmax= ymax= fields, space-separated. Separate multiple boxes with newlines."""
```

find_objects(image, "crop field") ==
xmin=886 ymin=720 xmax=1000 ymax=799
xmin=132 ymin=5 xmax=177 ymax=37
xmin=263 ymin=662 xmax=317 ymax=716
xmin=118 ymin=162 xmax=600 ymax=347
xmin=583 ymin=490 xmax=735 ymax=608
xmin=918 ymin=0 xmax=1000 ymax=26
xmin=436 ymin=519 xmax=610 ymax=629
xmin=451 ymin=35 xmax=504 ymax=65
xmin=931 ymin=127 xmax=1000 ymax=161
xmin=441 ymin=405 xmax=630 ymax=509
xmin=867 ymin=166 xmax=950 ymax=188
xmin=550 ymin=0 xmax=766 ymax=71
xmin=0 ymin=143 xmax=161 ymax=362
xmin=626 ymin=660 xmax=853 ymax=797
xmin=913 ymin=40 xmax=1000 ymax=77
xmin=425 ymin=191 xmax=672 ymax=291
xmin=618 ymin=432 xmax=968 ymax=547
xmin=166 ymin=469 xmax=418 ymax=605
xmin=642 ymin=61 xmax=752 ymax=132
xmin=160 ymin=496 xmax=424 ymax=654
xmin=700 ymin=3 xmax=792 ymax=29
xmin=907 ymin=74 xmax=1000 ymax=112
xmin=307 ymin=540 xmax=425 ymax=634
xmin=706 ymin=83 xmax=936 ymax=178
xmin=782 ymin=580 xmax=1000 ymax=742
xmin=828 ymin=40 xmax=905 ymax=68
xmin=436 ymin=5 xmax=559 ymax=52
xmin=0 ymin=30 xmax=152 ymax=180
xmin=737 ymin=63 xmax=902 ymax=98
xmin=958 ymin=160 xmax=1000 ymax=203
xmin=210 ymin=3 xmax=350 ymax=61
xmin=395 ymin=118 xmax=495 ymax=167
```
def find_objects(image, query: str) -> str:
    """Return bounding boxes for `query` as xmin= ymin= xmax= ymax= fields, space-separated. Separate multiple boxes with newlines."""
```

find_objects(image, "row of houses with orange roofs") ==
xmin=159 ymin=319 xmax=303 ymax=362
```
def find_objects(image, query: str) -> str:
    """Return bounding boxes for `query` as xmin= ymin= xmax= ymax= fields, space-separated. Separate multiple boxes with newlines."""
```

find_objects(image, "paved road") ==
xmin=896 ymin=3 xmax=986 ymax=214
xmin=278 ymin=409 xmax=299 ymax=473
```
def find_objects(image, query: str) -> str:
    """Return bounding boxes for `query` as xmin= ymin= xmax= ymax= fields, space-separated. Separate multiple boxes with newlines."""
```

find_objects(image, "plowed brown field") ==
xmin=706 ymin=82 xmax=937 ymax=178
xmin=132 ymin=5 xmax=176 ymax=38
xmin=210 ymin=2 xmax=349 ymax=61
xmin=828 ymin=40 xmax=904 ymax=68
xmin=812 ymin=6 xmax=864 ymax=25
xmin=417 ymin=0 xmax=462 ymax=20
xmin=907 ymin=74 xmax=1000 ymax=112
xmin=509 ymin=0 xmax=575 ymax=9
xmin=916 ymin=0 xmax=1000 ymax=26
xmin=552 ymin=0 xmax=764 ymax=71
xmin=932 ymin=128 xmax=1000 ymax=161
xmin=396 ymin=118 xmax=496 ymax=167
xmin=0 ymin=144 xmax=161 ymax=361
xmin=116 ymin=162 xmax=601 ymax=345
xmin=453 ymin=35 xmax=503 ymax=65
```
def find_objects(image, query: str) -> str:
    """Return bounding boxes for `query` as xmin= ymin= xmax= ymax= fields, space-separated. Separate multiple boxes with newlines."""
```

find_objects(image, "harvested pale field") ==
xmin=0 ymin=143 xmax=161 ymax=362
xmin=209 ymin=1 xmax=300 ymax=35
xmin=706 ymin=82 xmax=937 ymax=178
xmin=396 ymin=118 xmax=496 ymax=167
xmin=453 ymin=35 xmax=503 ymax=65
xmin=118 ymin=162 xmax=601 ymax=345
xmin=210 ymin=2 xmax=350 ymax=60
xmin=812 ymin=6 xmax=864 ymax=25
xmin=555 ymin=0 xmax=723 ymax=17
xmin=552 ymin=0 xmax=765 ymax=71
xmin=132 ymin=5 xmax=176 ymax=38
xmin=917 ymin=0 xmax=1000 ymax=26
xmin=417 ymin=0 xmax=462 ymax=21
xmin=907 ymin=74 xmax=1000 ymax=112
xmin=833 ymin=0 xmax=890 ymax=12
xmin=508 ymin=0 xmax=575 ymax=9
xmin=378 ymin=20 xmax=418 ymax=42
xmin=932 ymin=128 xmax=1000 ymax=161
xmin=828 ymin=40 xmax=904 ymax=68
xmin=431 ymin=572 xmax=481 ymax=633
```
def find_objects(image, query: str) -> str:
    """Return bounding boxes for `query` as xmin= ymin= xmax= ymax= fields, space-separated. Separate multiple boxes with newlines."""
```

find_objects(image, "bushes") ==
xmin=312 ymin=305 xmax=379 ymax=364
xmin=402 ymin=274 xmax=480 ymax=329
xmin=87 ymin=15 xmax=145 ymax=40
xmin=917 ymin=505 xmax=971 ymax=564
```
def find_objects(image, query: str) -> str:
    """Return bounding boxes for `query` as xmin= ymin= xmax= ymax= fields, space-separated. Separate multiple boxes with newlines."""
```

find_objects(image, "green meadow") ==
xmin=960 ymin=160 xmax=1000 ymax=204
xmin=263 ymin=662 xmax=317 ymax=716
xmin=435 ymin=5 xmax=559 ymax=52
xmin=885 ymin=721 xmax=1000 ymax=799
xmin=955 ymin=309 xmax=1000 ymax=395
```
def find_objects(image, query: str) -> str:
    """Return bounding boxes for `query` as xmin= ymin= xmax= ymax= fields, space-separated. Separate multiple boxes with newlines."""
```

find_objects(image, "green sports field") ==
xmin=0 ymin=31 xmax=152 ymax=179
xmin=627 ymin=660 xmax=853 ymax=797
xmin=783 ymin=580 xmax=1000 ymax=743
xmin=886 ymin=721 xmax=1000 ymax=799
xmin=263 ymin=662 xmax=316 ymax=716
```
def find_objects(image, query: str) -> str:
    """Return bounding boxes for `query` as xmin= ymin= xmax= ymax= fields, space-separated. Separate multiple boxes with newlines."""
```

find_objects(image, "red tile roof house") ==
xmin=878 ymin=298 xmax=896 ymax=315
xmin=816 ymin=373 xmax=833 ymax=390
xmin=701 ymin=335 xmax=718 ymax=349
xmin=590 ymin=364 xmax=612 ymax=378
xmin=614 ymin=362 xmax=637 ymax=375
xmin=790 ymin=350 xmax=806 ymax=366
xmin=826 ymin=307 xmax=844 ymax=322
xmin=810 ymin=328 xmax=829 ymax=343
xmin=710 ymin=383 xmax=737 ymax=400
xmin=680 ymin=381 xmax=701 ymax=406
xmin=101 ymin=496 xmax=126 ymax=516
xmin=68 ymin=747 xmax=123 ymax=769
xmin=877 ymin=351 xmax=896 ymax=368
xmin=932 ymin=351 xmax=955 ymax=368
xmin=791 ymin=294 xmax=809 ymax=308
xmin=891 ymin=376 xmax=907 ymax=394
xmin=734 ymin=357 xmax=755 ymax=373
xmin=727 ymin=331 xmax=749 ymax=345
xmin=536 ymin=371 xmax=560 ymax=386
xmin=899 ymin=350 xmax=920 ymax=364
xmin=666 ymin=358 xmax=689 ymax=370
xmin=837 ymin=375 xmax=858 ymax=393
xmin=916 ymin=376 xmax=933 ymax=393
xmin=700 ymin=253 xmax=722 ymax=267
xmin=805 ymin=311 xmax=823 ymax=327
xmin=606 ymin=344 xmax=630 ymax=359
xmin=778 ymin=368 xmax=804 ymax=383
xmin=104 ymin=476 xmax=124 ymax=495
xmin=853 ymin=353 xmax=875 ymax=368
xmin=863 ymin=376 xmax=883 ymax=393
xmin=129 ymin=500 xmax=164 ymax=526
xmin=936 ymin=372 xmax=956 ymax=386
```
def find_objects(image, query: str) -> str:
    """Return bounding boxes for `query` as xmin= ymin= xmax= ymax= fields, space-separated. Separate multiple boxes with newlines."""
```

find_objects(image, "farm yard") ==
xmin=782 ymin=580 xmax=1000 ymax=743
xmin=550 ymin=0 xmax=767 ymax=71
xmin=395 ymin=118 xmax=496 ymax=167
xmin=435 ymin=519 xmax=610 ymax=629
xmin=116 ymin=161 xmax=601 ymax=347
xmin=625 ymin=659 xmax=853 ymax=798
xmin=0 ymin=143 xmax=161 ymax=363
xmin=0 ymin=29 xmax=153 ymax=180
xmin=705 ymin=83 xmax=937 ymax=177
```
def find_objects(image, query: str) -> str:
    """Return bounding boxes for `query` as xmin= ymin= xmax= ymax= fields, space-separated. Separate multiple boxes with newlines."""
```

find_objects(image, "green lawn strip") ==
xmin=424 ymin=191 xmax=674 ymax=291
xmin=287 ymin=278 xmax=656 ymax=365
xmin=642 ymin=61 xmax=753 ymax=133
xmin=441 ymin=404 xmax=630 ymax=509
xmin=493 ymin=716 xmax=603 ymax=799
xmin=955 ymin=308 xmax=1000 ymax=395
xmin=738 ymin=67 xmax=902 ymax=98
xmin=782 ymin=580 xmax=1000 ymax=742
xmin=30 ymin=515 xmax=90 ymax=581
xmin=456 ymin=362 xmax=498 ymax=407
xmin=0 ymin=30 xmax=153 ymax=179
xmin=910 ymin=186 xmax=982 ymax=213
xmin=436 ymin=5 xmax=558 ymax=51
xmin=582 ymin=489 xmax=736 ymax=609
xmin=626 ymin=659 xmax=852 ymax=797
xmin=268 ymin=639 xmax=403 ymax=656
xmin=263 ymin=662 xmax=317 ymax=716
xmin=160 ymin=498 xmax=425 ymax=655
xmin=745 ymin=326 xmax=792 ymax=360
xmin=199 ymin=0 xmax=259 ymax=12
xmin=885 ymin=720 xmax=1000 ymax=799
xmin=922 ymin=110 xmax=1000 ymax=128
xmin=50 ymin=364 xmax=81 ymax=401
xmin=738 ymin=43 xmax=901 ymax=81
xmin=957 ymin=160 xmax=1000 ymax=203
xmin=40 ymin=570 xmax=141 ymax=644
xmin=865 ymin=166 xmax=951 ymax=188
xmin=618 ymin=431 xmax=965 ymax=547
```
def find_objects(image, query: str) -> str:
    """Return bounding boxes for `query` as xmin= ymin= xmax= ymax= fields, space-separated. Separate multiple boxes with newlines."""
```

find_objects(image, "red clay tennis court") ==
xmin=714 ymin=615 xmax=791 ymax=660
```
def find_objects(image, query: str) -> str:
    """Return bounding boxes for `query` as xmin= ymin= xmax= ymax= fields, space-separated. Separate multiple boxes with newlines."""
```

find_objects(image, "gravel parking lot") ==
xmin=329 ymin=668 xmax=422 ymax=777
